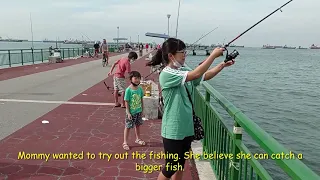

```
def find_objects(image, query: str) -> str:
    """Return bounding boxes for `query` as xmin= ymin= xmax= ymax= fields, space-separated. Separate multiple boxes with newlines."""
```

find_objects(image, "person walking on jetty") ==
xmin=122 ymin=71 xmax=146 ymax=150
xmin=146 ymin=38 xmax=235 ymax=180
xmin=139 ymin=43 xmax=144 ymax=56
xmin=108 ymin=51 xmax=138 ymax=107
xmin=93 ymin=41 xmax=100 ymax=58
xmin=100 ymin=39 xmax=109 ymax=66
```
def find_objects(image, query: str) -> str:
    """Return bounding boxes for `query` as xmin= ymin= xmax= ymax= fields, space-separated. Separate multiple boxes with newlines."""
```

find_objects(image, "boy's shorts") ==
xmin=113 ymin=77 xmax=126 ymax=93
xmin=125 ymin=112 xmax=143 ymax=129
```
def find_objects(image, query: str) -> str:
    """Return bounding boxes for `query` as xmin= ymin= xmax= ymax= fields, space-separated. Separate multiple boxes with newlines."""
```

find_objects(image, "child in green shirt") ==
xmin=123 ymin=71 xmax=145 ymax=150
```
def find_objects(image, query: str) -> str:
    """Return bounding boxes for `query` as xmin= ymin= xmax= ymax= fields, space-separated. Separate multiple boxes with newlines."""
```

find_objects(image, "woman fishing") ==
xmin=146 ymin=38 xmax=235 ymax=180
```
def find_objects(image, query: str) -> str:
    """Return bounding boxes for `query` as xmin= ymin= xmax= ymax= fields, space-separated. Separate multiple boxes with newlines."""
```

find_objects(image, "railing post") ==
xmin=8 ymin=50 xmax=11 ymax=67
xmin=31 ymin=48 xmax=34 ymax=64
xmin=21 ymin=50 xmax=24 ymax=65
xmin=68 ymin=48 xmax=70 ymax=58
xmin=231 ymin=122 xmax=242 ymax=180
xmin=73 ymin=48 xmax=75 ymax=57
xmin=203 ymin=90 xmax=210 ymax=151
xmin=41 ymin=49 xmax=44 ymax=62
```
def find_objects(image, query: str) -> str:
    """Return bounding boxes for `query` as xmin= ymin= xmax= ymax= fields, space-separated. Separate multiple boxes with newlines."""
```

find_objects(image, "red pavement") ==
xmin=0 ymin=52 xmax=198 ymax=180
xmin=0 ymin=52 xmax=124 ymax=81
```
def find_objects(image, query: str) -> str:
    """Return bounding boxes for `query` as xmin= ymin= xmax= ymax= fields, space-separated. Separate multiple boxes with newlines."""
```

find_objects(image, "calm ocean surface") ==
xmin=187 ymin=48 xmax=320 ymax=179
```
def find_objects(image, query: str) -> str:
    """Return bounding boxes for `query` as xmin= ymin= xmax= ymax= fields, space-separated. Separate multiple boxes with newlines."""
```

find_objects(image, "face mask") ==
xmin=131 ymin=82 xmax=140 ymax=86
xmin=172 ymin=57 xmax=183 ymax=68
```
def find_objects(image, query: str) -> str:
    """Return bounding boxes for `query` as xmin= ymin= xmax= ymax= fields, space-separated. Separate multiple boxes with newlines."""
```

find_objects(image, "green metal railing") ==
xmin=0 ymin=48 xmax=95 ymax=67
xmin=193 ymin=82 xmax=319 ymax=180
xmin=0 ymin=46 xmax=118 ymax=67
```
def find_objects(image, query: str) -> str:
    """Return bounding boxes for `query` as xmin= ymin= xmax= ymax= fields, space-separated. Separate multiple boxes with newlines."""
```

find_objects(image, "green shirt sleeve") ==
xmin=124 ymin=88 xmax=131 ymax=101
xmin=159 ymin=67 xmax=189 ymax=89
xmin=181 ymin=66 xmax=204 ymax=86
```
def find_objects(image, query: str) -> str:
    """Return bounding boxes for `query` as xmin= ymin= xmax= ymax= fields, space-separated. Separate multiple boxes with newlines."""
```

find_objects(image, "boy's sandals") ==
xmin=115 ymin=103 xmax=126 ymax=108
xmin=135 ymin=139 xmax=146 ymax=145
xmin=123 ymin=143 xmax=130 ymax=150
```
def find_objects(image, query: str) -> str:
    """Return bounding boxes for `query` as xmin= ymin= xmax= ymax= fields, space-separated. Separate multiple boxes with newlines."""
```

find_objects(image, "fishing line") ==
xmin=199 ymin=0 xmax=294 ymax=64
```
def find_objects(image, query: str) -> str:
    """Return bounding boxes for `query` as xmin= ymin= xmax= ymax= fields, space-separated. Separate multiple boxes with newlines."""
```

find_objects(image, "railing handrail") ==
xmin=199 ymin=81 xmax=319 ymax=179
xmin=184 ymin=62 xmax=318 ymax=179
xmin=0 ymin=47 xmax=87 ymax=51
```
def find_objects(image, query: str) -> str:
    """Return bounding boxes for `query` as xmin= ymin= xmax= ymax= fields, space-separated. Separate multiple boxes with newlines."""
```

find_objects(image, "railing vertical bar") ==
xmin=244 ymin=159 xmax=248 ymax=180
xmin=21 ymin=50 xmax=24 ymax=65
xmin=214 ymin=114 xmax=219 ymax=169
xmin=249 ymin=167 xmax=253 ymax=180
xmin=221 ymin=129 xmax=226 ymax=179
xmin=8 ymin=50 xmax=11 ymax=67
xmin=31 ymin=48 xmax=34 ymax=64
xmin=225 ymin=132 xmax=230 ymax=180
xmin=238 ymin=158 xmax=243 ymax=180
xmin=218 ymin=123 xmax=223 ymax=179
xmin=41 ymin=49 xmax=44 ymax=62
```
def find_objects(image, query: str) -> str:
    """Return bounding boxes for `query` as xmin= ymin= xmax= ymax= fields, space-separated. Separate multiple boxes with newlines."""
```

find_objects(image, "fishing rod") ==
xmin=103 ymin=81 xmax=121 ymax=96
xmin=188 ymin=27 xmax=219 ymax=48
xmin=144 ymin=27 xmax=219 ymax=79
xmin=199 ymin=0 xmax=293 ymax=65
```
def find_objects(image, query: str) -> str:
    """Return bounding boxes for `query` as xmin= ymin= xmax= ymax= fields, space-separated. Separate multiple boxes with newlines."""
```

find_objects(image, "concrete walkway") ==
xmin=0 ymin=50 xmax=197 ymax=179
xmin=0 ymin=52 xmax=131 ymax=140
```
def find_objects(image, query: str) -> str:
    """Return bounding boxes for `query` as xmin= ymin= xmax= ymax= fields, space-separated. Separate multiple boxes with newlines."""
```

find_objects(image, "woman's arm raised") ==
xmin=203 ymin=60 xmax=235 ymax=81
xmin=186 ymin=47 xmax=224 ymax=82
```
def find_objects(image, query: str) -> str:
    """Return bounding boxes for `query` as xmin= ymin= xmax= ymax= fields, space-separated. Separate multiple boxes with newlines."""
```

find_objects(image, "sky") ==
xmin=0 ymin=0 xmax=319 ymax=47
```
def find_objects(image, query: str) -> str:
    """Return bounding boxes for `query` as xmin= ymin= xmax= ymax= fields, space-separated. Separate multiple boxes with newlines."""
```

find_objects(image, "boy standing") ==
xmin=122 ymin=71 xmax=145 ymax=150
xmin=108 ymin=52 xmax=138 ymax=107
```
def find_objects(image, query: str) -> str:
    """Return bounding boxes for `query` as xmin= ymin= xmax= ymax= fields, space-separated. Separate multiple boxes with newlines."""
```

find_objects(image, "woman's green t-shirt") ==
xmin=159 ymin=66 xmax=203 ymax=140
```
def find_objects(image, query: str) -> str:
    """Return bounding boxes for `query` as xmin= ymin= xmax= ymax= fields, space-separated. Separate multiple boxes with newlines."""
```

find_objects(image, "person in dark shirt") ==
xmin=94 ymin=42 xmax=100 ymax=57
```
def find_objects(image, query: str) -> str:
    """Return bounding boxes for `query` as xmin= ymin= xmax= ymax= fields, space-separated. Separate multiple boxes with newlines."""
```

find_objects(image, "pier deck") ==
xmin=0 ymin=50 xmax=197 ymax=180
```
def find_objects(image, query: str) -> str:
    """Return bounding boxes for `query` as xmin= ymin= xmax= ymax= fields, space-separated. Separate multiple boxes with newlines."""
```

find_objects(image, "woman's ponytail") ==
xmin=146 ymin=49 xmax=163 ymax=66
xmin=145 ymin=38 xmax=185 ymax=67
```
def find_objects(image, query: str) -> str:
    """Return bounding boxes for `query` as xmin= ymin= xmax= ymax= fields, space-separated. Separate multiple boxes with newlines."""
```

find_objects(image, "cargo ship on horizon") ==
xmin=262 ymin=44 xmax=276 ymax=49
xmin=310 ymin=44 xmax=320 ymax=49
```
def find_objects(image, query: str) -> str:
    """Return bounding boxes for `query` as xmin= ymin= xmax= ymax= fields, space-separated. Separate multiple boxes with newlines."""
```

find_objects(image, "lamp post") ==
xmin=176 ymin=0 xmax=181 ymax=38
xmin=167 ymin=14 xmax=171 ymax=36
xmin=117 ymin=26 xmax=119 ymax=48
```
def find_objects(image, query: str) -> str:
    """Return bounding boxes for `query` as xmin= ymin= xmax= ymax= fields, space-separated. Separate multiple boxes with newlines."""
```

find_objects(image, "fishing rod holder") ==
xmin=224 ymin=49 xmax=239 ymax=63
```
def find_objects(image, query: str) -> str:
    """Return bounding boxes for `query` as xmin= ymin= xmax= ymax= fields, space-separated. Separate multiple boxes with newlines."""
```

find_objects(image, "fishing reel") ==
xmin=224 ymin=48 xmax=239 ymax=63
